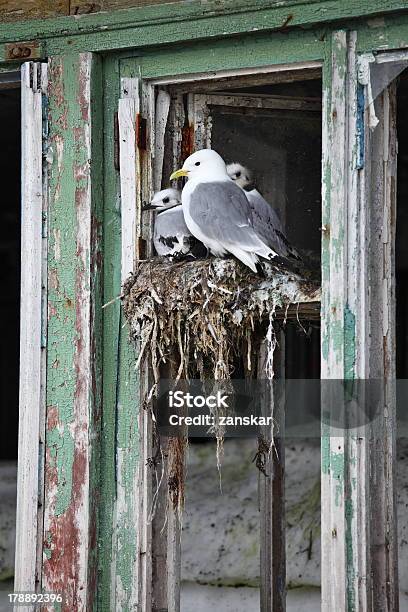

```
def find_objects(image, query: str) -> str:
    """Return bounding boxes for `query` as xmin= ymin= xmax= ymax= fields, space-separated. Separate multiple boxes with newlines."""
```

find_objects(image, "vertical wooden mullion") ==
xmin=259 ymin=333 xmax=286 ymax=612
xmin=43 ymin=53 xmax=103 ymax=610
xmin=322 ymin=30 xmax=372 ymax=611
xmin=367 ymin=84 xmax=399 ymax=612
xmin=15 ymin=61 xmax=47 ymax=598
xmin=116 ymin=75 xmax=143 ymax=611
xmin=322 ymin=32 xmax=399 ymax=611
xmin=321 ymin=30 xmax=348 ymax=612
xmin=153 ymin=89 xmax=171 ymax=192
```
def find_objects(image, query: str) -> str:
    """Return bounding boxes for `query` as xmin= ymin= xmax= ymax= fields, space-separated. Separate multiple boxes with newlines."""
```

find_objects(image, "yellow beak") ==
xmin=170 ymin=168 xmax=189 ymax=180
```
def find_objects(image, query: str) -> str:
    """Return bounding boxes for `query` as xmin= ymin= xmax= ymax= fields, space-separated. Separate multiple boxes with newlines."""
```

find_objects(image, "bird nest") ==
xmin=122 ymin=256 xmax=320 ymax=384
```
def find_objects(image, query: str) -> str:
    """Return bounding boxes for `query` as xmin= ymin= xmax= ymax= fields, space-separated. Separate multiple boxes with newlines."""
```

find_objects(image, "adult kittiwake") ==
xmin=227 ymin=162 xmax=301 ymax=261
xmin=170 ymin=149 xmax=277 ymax=273
xmin=143 ymin=188 xmax=201 ymax=258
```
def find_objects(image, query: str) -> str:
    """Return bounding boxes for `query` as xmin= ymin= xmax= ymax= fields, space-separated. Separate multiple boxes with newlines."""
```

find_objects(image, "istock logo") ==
xmin=168 ymin=390 xmax=229 ymax=409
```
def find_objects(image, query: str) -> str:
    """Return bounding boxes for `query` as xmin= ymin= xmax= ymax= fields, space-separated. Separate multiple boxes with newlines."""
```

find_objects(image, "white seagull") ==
xmin=170 ymin=149 xmax=277 ymax=273
xmin=227 ymin=162 xmax=301 ymax=261
xmin=143 ymin=188 xmax=195 ymax=258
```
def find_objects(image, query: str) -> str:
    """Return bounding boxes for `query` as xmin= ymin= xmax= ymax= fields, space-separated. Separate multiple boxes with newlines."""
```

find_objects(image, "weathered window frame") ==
xmin=1 ymin=4 xmax=407 ymax=610
xmin=135 ymin=61 xmax=322 ymax=612
xmin=321 ymin=31 xmax=399 ymax=611
xmin=15 ymin=61 xmax=48 ymax=595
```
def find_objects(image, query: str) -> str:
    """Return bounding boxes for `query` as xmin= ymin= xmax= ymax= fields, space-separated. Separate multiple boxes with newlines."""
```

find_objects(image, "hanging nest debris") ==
xmin=122 ymin=255 xmax=320 ymax=514
xmin=122 ymin=256 xmax=320 ymax=383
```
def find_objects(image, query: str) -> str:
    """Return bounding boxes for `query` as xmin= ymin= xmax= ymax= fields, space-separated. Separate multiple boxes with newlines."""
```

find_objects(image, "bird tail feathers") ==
xmin=227 ymin=246 xmax=259 ymax=273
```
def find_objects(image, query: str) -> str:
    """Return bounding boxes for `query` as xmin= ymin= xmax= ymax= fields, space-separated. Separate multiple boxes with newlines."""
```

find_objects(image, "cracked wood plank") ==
xmin=42 ymin=52 xmax=103 ymax=611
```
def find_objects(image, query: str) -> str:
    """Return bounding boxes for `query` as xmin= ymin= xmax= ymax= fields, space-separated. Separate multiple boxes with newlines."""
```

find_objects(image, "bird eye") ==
xmin=236 ymin=171 xmax=241 ymax=178
xmin=195 ymin=161 xmax=201 ymax=166
xmin=163 ymin=197 xmax=170 ymax=204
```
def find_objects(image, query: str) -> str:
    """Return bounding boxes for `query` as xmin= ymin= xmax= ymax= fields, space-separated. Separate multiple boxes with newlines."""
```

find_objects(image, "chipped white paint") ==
xmin=322 ymin=32 xmax=400 ymax=612
xmin=116 ymin=76 xmax=141 ymax=612
xmin=15 ymin=61 xmax=48 ymax=605
xmin=321 ymin=31 xmax=349 ymax=612
xmin=322 ymin=30 xmax=376 ymax=612
xmin=119 ymin=77 xmax=139 ymax=283
xmin=149 ymin=60 xmax=322 ymax=86
xmin=141 ymin=81 xmax=155 ymax=256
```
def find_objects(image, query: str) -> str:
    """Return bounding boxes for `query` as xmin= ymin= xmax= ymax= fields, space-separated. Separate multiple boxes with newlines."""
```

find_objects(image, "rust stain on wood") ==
xmin=43 ymin=445 xmax=88 ymax=609
xmin=181 ymin=124 xmax=194 ymax=159
xmin=4 ymin=40 xmax=42 ymax=60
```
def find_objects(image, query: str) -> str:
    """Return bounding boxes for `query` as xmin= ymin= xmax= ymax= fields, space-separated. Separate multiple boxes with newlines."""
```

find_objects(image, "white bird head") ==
xmin=226 ymin=162 xmax=253 ymax=190
xmin=170 ymin=149 xmax=228 ymax=183
xmin=143 ymin=188 xmax=181 ymax=211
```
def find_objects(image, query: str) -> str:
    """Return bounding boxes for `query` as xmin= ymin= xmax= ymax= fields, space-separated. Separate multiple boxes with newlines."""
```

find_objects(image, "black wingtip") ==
xmin=255 ymin=262 xmax=266 ymax=277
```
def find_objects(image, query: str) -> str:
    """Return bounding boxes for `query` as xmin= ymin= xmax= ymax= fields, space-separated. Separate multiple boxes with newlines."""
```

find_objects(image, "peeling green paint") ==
xmin=98 ymin=54 xmax=122 ymax=612
xmin=329 ymin=449 xmax=345 ymax=507
xmin=0 ymin=0 xmax=404 ymax=604
xmin=46 ymin=427 xmax=75 ymax=516
xmin=344 ymin=305 xmax=356 ymax=380
xmin=46 ymin=54 xmax=84 ymax=518
xmin=321 ymin=433 xmax=331 ymax=475
xmin=44 ymin=52 xmax=104 ymax=609
xmin=0 ymin=0 xmax=407 ymax=56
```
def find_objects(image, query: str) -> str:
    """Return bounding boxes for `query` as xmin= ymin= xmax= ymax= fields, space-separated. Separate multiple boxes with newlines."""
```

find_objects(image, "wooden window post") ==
xmin=322 ymin=30 xmax=399 ymax=611
xmin=15 ymin=61 xmax=48 ymax=597
xmin=42 ymin=52 xmax=103 ymax=610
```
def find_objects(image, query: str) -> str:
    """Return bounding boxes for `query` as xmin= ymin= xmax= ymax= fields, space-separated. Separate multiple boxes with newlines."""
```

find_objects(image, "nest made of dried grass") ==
xmin=122 ymin=256 xmax=320 ymax=384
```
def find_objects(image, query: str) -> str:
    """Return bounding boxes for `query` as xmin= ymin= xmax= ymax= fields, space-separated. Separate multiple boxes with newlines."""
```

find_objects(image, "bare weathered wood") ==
xmin=137 ymin=78 xmax=156 ymax=612
xmin=151 ymin=431 xmax=169 ymax=612
xmin=189 ymin=93 xmax=211 ymax=151
xmin=167 ymin=435 xmax=183 ymax=612
xmin=14 ymin=61 xmax=47 ymax=603
xmin=367 ymin=83 xmax=399 ymax=612
xmin=151 ymin=61 xmax=322 ymax=87
xmin=138 ymin=373 xmax=153 ymax=612
xmin=197 ymin=93 xmax=321 ymax=112
xmin=153 ymin=89 xmax=171 ymax=191
xmin=168 ymin=67 xmax=322 ymax=94
xmin=258 ymin=335 xmax=286 ymax=612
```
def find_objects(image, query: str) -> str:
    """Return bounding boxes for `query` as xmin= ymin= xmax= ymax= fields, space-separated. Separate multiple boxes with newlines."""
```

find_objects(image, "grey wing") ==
xmin=154 ymin=207 xmax=191 ymax=256
xmin=190 ymin=181 xmax=266 ymax=249
xmin=247 ymin=190 xmax=301 ymax=260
